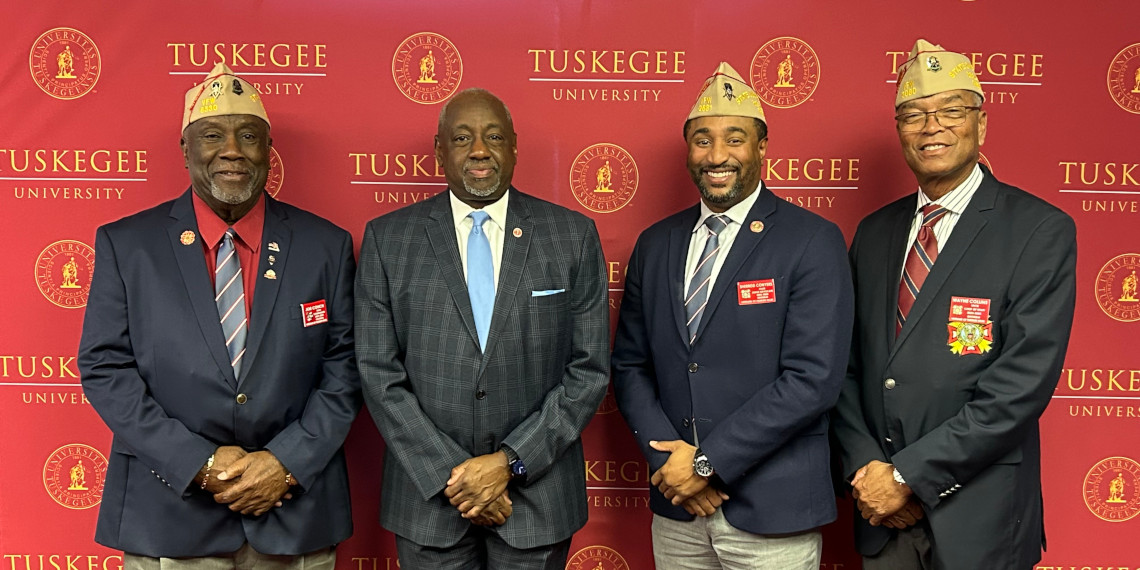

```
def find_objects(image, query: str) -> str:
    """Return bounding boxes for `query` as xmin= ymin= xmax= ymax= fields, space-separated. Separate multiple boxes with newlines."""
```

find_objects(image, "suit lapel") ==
xmin=694 ymin=187 xmax=778 ymax=341
xmin=891 ymin=173 xmax=996 ymax=355
xmin=668 ymin=206 xmax=700 ymax=347
xmin=482 ymin=191 xmax=533 ymax=368
xmin=242 ymin=196 xmax=289 ymax=386
xmin=425 ymin=192 xmax=481 ymax=352
xmin=166 ymin=190 xmax=238 ymax=388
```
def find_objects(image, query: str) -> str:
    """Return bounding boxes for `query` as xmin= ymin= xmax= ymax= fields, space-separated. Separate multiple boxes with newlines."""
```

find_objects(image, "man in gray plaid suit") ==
xmin=356 ymin=88 xmax=610 ymax=569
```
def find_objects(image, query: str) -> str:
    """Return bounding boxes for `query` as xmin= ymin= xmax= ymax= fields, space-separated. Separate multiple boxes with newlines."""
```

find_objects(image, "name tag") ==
xmin=737 ymin=279 xmax=776 ymax=305
xmin=300 ymin=299 xmax=328 ymax=327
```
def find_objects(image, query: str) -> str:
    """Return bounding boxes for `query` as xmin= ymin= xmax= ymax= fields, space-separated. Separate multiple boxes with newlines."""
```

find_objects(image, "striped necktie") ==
xmin=215 ymin=228 xmax=248 ymax=377
xmin=897 ymin=204 xmax=949 ymax=336
xmin=467 ymin=210 xmax=494 ymax=351
xmin=684 ymin=214 xmax=730 ymax=344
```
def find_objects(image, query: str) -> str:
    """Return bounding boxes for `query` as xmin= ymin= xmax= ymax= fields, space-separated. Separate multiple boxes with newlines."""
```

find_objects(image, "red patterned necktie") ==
xmin=896 ymin=204 xmax=949 ymax=337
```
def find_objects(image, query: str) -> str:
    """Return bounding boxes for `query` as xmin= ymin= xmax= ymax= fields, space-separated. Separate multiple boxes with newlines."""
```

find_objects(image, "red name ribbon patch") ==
xmin=947 ymin=296 xmax=994 ymax=355
xmin=737 ymin=279 xmax=776 ymax=305
xmin=301 ymin=299 xmax=329 ymax=328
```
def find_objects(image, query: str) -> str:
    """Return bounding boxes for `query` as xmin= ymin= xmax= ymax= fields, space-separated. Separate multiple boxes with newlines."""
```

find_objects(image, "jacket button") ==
xmin=682 ymin=418 xmax=691 ymax=428
xmin=236 ymin=393 xmax=248 ymax=404
xmin=688 ymin=363 xmax=699 ymax=373
xmin=884 ymin=378 xmax=896 ymax=390
xmin=475 ymin=389 xmax=486 ymax=400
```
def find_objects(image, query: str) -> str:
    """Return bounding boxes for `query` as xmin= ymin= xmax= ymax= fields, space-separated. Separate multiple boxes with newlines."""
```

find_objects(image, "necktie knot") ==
xmin=920 ymin=204 xmax=948 ymax=228
xmin=704 ymin=214 xmax=730 ymax=236
xmin=469 ymin=210 xmax=490 ymax=234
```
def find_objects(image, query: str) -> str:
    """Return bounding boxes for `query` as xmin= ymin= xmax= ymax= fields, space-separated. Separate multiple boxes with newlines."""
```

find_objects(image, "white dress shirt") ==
xmin=684 ymin=183 xmax=764 ymax=299
xmin=899 ymin=164 xmax=983 ymax=278
xmin=450 ymin=189 xmax=510 ymax=289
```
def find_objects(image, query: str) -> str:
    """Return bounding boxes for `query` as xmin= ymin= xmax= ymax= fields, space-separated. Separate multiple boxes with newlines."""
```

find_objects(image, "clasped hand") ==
xmin=851 ymin=460 xmax=922 ymax=528
xmin=199 ymin=446 xmax=293 ymax=516
xmin=445 ymin=452 xmax=512 ymax=521
xmin=649 ymin=440 xmax=729 ymax=516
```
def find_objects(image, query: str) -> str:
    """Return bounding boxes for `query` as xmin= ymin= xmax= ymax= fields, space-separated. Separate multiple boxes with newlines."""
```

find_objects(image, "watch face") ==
xmin=511 ymin=461 xmax=527 ymax=477
xmin=694 ymin=456 xmax=713 ymax=477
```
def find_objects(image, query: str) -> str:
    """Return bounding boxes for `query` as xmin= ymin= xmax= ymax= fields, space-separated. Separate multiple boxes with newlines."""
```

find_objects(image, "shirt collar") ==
xmin=915 ymin=163 xmax=983 ymax=215
xmin=191 ymin=190 xmax=265 ymax=253
xmin=450 ymin=188 xmax=511 ymax=231
xmin=692 ymin=181 xmax=764 ymax=233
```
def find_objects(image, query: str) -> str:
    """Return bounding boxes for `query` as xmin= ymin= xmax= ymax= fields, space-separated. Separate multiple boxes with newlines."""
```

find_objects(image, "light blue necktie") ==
xmin=684 ymin=214 xmax=730 ymax=344
xmin=215 ymin=228 xmax=248 ymax=377
xmin=466 ymin=210 xmax=495 ymax=350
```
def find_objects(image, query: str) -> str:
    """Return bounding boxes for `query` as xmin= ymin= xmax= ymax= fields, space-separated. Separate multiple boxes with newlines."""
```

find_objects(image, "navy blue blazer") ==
xmin=613 ymin=186 xmax=853 ymax=534
xmin=78 ymin=190 xmax=361 ymax=557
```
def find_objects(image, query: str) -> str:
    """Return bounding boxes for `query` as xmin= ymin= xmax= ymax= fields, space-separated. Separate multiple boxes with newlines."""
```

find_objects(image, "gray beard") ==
xmin=464 ymin=177 xmax=500 ymax=198
xmin=210 ymin=181 xmax=255 ymax=205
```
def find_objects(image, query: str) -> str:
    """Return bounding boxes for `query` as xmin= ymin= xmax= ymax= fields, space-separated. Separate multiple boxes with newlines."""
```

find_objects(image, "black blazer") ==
xmin=832 ymin=167 xmax=1076 ymax=568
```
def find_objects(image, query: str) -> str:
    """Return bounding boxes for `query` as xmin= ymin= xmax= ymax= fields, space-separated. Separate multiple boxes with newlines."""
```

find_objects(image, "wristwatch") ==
xmin=693 ymin=448 xmax=714 ymax=477
xmin=892 ymin=466 xmax=907 ymax=485
xmin=501 ymin=444 xmax=527 ymax=482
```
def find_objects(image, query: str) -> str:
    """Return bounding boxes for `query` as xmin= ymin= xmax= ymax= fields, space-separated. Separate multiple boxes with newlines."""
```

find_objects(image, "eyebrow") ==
xmin=448 ymin=122 xmax=505 ymax=132
xmin=899 ymin=93 xmax=968 ymax=112
xmin=689 ymin=125 xmax=750 ymax=137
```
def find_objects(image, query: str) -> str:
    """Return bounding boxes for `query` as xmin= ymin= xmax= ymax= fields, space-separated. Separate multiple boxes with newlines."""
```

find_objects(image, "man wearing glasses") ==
xmin=832 ymin=39 xmax=1077 ymax=569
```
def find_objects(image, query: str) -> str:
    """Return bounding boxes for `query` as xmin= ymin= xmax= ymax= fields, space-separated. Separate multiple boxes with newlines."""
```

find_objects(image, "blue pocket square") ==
xmin=531 ymin=289 xmax=566 ymax=297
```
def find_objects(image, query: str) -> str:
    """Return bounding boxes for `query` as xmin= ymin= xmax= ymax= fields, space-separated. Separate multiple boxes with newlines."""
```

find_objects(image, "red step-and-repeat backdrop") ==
xmin=2 ymin=1 xmax=1138 ymax=568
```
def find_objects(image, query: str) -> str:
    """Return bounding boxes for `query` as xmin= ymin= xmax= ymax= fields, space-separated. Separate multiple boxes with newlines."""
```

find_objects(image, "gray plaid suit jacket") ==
xmin=356 ymin=188 xmax=609 ymax=549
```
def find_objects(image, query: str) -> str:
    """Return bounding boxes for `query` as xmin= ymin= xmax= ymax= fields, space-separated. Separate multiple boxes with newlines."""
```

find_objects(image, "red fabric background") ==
xmin=3 ymin=2 xmax=1139 ymax=568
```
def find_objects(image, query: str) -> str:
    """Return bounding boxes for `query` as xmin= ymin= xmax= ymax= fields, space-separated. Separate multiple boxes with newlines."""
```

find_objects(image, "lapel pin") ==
xmin=513 ymin=228 xmax=523 ymax=238
xmin=750 ymin=221 xmax=764 ymax=233
xmin=268 ymin=242 xmax=280 ymax=252
xmin=264 ymin=269 xmax=277 ymax=280
xmin=179 ymin=230 xmax=196 ymax=245
xmin=268 ymin=254 xmax=276 ymax=265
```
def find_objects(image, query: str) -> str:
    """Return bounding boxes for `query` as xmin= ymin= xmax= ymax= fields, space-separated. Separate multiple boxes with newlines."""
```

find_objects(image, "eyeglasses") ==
xmin=894 ymin=106 xmax=981 ymax=132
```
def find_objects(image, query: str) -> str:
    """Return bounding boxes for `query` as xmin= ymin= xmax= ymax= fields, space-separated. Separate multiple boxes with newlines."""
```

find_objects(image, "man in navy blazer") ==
xmin=612 ymin=62 xmax=853 ymax=568
xmin=78 ymin=63 xmax=360 ymax=568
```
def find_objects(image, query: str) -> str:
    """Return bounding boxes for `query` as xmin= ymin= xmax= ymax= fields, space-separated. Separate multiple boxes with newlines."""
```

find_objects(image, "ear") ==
xmin=756 ymin=137 xmax=770 ymax=159
xmin=434 ymin=134 xmax=443 ymax=164
xmin=179 ymin=137 xmax=189 ymax=168
xmin=976 ymin=110 xmax=987 ymax=146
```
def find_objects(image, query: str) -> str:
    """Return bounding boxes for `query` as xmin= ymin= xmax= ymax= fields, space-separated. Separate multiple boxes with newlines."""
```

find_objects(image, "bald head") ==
xmin=434 ymin=88 xmax=518 ymax=208
xmin=438 ymin=88 xmax=514 ymax=136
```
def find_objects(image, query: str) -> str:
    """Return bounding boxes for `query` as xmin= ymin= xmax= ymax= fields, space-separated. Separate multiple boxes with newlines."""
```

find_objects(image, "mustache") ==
xmin=464 ymin=160 xmax=498 ymax=172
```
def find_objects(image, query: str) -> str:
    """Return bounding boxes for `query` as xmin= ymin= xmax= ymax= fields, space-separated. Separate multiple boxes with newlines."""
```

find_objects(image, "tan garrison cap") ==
xmin=895 ymin=39 xmax=983 ymax=107
xmin=182 ymin=62 xmax=270 ymax=130
xmin=687 ymin=62 xmax=766 ymax=124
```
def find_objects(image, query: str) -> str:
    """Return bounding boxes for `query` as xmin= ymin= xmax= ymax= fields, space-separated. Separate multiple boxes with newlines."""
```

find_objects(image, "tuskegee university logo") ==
xmin=749 ymin=36 xmax=821 ymax=109
xmin=392 ymin=32 xmax=463 ymax=104
xmin=43 ymin=443 xmax=107 ymax=509
xmin=1107 ymin=43 xmax=1140 ymax=114
xmin=570 ymin=143 xmax=639 ymax=214
xmin=565 ymin=545 xmax=630 ymax=570
xmin=267 ymin=147 xmax=285 ymax=198
xmin=35 ymin=239 xmax=95 ymax=309
xmin=29 ymin=27 xmax=101 ymax=100
xmin=1083 ymin=456 xmax=1140 ymax=522
xmin=1094 ymin=253 xmax=1140 ymax=323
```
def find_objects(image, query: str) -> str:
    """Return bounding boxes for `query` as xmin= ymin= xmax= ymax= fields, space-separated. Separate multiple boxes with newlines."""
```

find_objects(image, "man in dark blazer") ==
xmin=831 ymin=39 xmax=1077 ymax=569
xmin=355 ymin=88 xmax=609 ymax=569
xmin=611 ymin=62 xmax=853 ymax=569
xmin=78 ymin=63 xmax=360 ymax=568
